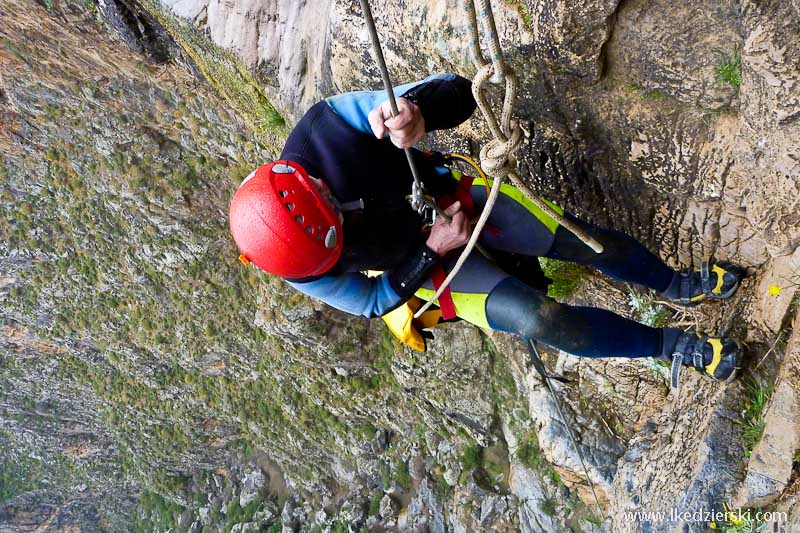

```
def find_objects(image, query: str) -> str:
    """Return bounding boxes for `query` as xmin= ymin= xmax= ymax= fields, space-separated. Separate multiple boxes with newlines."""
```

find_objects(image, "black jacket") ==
xmin=281 ymin=74 xmax=477 ymax=308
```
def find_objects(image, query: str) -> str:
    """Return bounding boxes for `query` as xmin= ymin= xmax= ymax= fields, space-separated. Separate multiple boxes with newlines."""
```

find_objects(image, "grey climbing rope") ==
xmin=358 ymin=0 xmax=497 ymax=264
xmin=358 ymin=0 xmax=442 ymax=222
xmin=358 ymin=0 xmax=602 ymax=322
xmin=527 ymin=339 xmax=605 ymax=518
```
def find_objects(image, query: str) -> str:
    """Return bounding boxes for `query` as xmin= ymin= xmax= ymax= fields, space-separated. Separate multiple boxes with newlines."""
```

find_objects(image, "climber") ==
xmin=229 ymin=73 xmax=744 ymax=384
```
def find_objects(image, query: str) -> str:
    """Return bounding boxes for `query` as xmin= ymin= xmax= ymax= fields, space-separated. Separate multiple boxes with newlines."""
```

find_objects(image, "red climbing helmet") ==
xmin=229 ymin=161 xmax=343 ymax=278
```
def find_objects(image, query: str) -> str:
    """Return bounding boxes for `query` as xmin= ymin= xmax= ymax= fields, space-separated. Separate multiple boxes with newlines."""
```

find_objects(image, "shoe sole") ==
xmin=721 ymin=366 xmax=739 ymax=383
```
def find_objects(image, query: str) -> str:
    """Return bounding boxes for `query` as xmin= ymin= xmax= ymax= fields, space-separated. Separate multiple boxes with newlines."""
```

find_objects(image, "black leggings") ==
xmin=484 ymin=217 xmax=675 ymax=358
xmin=424 ymin=181 xmax=678 ymax=359
xmin=545 ymin=213 xmax=673 ymax=292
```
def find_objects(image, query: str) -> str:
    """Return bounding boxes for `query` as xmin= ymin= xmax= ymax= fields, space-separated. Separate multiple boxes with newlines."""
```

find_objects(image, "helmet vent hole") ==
xmin=279 ymin=190 xmax=288 ymax=198
xmin=285 ymin=202 xmax=295 ymax=211
xmin=295 ymin=215 xmax=304 ymax=224
xmin=305 ymin=226 xmax=313 ymax=234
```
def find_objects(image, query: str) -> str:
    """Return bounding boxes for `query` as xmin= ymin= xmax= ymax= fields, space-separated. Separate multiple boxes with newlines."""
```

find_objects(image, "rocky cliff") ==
xmin=1 ymin=0 xmax=800 ymax=532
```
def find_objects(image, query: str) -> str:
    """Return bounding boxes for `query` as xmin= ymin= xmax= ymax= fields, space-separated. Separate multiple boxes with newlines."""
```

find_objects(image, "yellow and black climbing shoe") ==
xmin=669 ymin=332 xmax=741 ymax=391
xmin=667 ymin=261 xmax=743 ymax=307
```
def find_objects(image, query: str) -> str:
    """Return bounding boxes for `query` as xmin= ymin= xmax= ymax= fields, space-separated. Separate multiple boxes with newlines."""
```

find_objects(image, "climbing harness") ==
xmin=527 ymin=339 xmax=604 ymax=518
xmin=447 ymin=152 xmax=492 ymax=196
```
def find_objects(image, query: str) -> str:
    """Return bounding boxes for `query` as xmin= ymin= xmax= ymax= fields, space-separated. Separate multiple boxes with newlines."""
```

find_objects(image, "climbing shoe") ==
xmin=668 ymin=332 xmax=741 ymax=391
xmin=662 ymin=261 xmax=743 ymax=307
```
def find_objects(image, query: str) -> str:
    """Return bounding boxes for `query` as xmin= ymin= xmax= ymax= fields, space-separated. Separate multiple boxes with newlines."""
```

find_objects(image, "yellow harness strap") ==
xmin=448 ymin=153 xmax=492 ymax=196
xmin=381 ymin=296 xmax=444 ymax=352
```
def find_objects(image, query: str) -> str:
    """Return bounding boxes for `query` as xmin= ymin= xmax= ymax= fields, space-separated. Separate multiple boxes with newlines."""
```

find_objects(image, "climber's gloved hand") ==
xmin=368 ymin=97 xmax=426 ymax=149
xmin=426 ymin=201 xmax=470 ymax=256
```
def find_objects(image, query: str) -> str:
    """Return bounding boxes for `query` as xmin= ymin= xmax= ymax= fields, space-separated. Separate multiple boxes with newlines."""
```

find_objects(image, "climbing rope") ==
xmin=447 ymin=152 xmax=491 ymax=194
xmin=527 ymin=339 xmax=605 ymax=518
xmin=414 ymin=0 xmax=603 ymax=318
xmin=467 ymin=1 xmax=605 ymax=517
xmin=358 ymin=0 xmax=445 ymax=223
xmin=425 ymin=0 xmax=607 ymax=518
xmin=358 ymin=0 xmax=495 ymax=263
xmin=356 ymin=0 xmax=606 ymax=517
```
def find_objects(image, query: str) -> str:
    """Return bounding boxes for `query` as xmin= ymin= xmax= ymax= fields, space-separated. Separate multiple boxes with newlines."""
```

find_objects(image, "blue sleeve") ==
xmin=325 ymin=73 xmax=460 ymax=135
xmin=287 ymin=272 xmax=404 ymax=319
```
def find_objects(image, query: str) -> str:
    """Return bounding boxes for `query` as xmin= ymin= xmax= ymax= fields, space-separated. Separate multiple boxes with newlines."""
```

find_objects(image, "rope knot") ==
xmin=472 ymin=62 xmax=522 ymax=177
xmin=479 ymin=122 xmax=523 ymax=177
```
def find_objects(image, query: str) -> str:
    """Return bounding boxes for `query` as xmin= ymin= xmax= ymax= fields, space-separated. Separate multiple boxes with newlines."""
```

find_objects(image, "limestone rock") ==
xmin=204 ymin=0 xmax=335 ymax=119
xmin=397 ymin=478 xmax=446 ymax=533
xmin=751 ymin=247 xmax=800 ymax=334
xmin=436 ymin=440 xmax=462 ymax=487
xmin=734 ymin=308 xmax=800 ymax=508
xmin=446 ymin=477 xmax=521 ymax=532
xmin=230 ymin=523 xmax=260 ymax=533
xmin=198 ymin=506 xmax=211 ymax=525
xmin=610 ymin=381 xmax=745 ymax=532
xmin=239 ymin=469 xmax=266 ymax=508
xmin=607 ymin=0 xmax=740 ymax=109
xmin=160 ymin=0 xmax=208 ymax=22
xmin=0 ymin=491 xmax=108 ymax=532
xmin=526 ymin=366 xmax=624 ymax=508
xmin=511 ymin=467 xmax=561 ymax=533
xmin=502 ymin=419 xmax=560 ymax=533
xmin=479 ymin=494 xmax=509 ymax=526
xmin=773 ymin=492 xmax=800 ymax=532
xmin=530 ymin=0 xmax=620 ymax=81
xmin=379 ymin=494 xmax=397 ymax=520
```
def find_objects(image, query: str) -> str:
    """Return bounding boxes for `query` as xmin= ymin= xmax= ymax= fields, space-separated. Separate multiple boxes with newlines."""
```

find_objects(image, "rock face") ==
xmin=171 ymin=0 xmax=800 ymax=264
xmin=735 ymin=307 xmax=800 ymax=509
xmin=0 ymin=0 xmax=272 ymax=528
xmin=607 ymin=0 xmax=740 ymax=109
xmin=526 ymin=367 xmax=623 ymax=508
xmin=609 ymin=379 xmax=746 ymax=532
xmin=2 ymin=0 xmax=800 ymax=531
